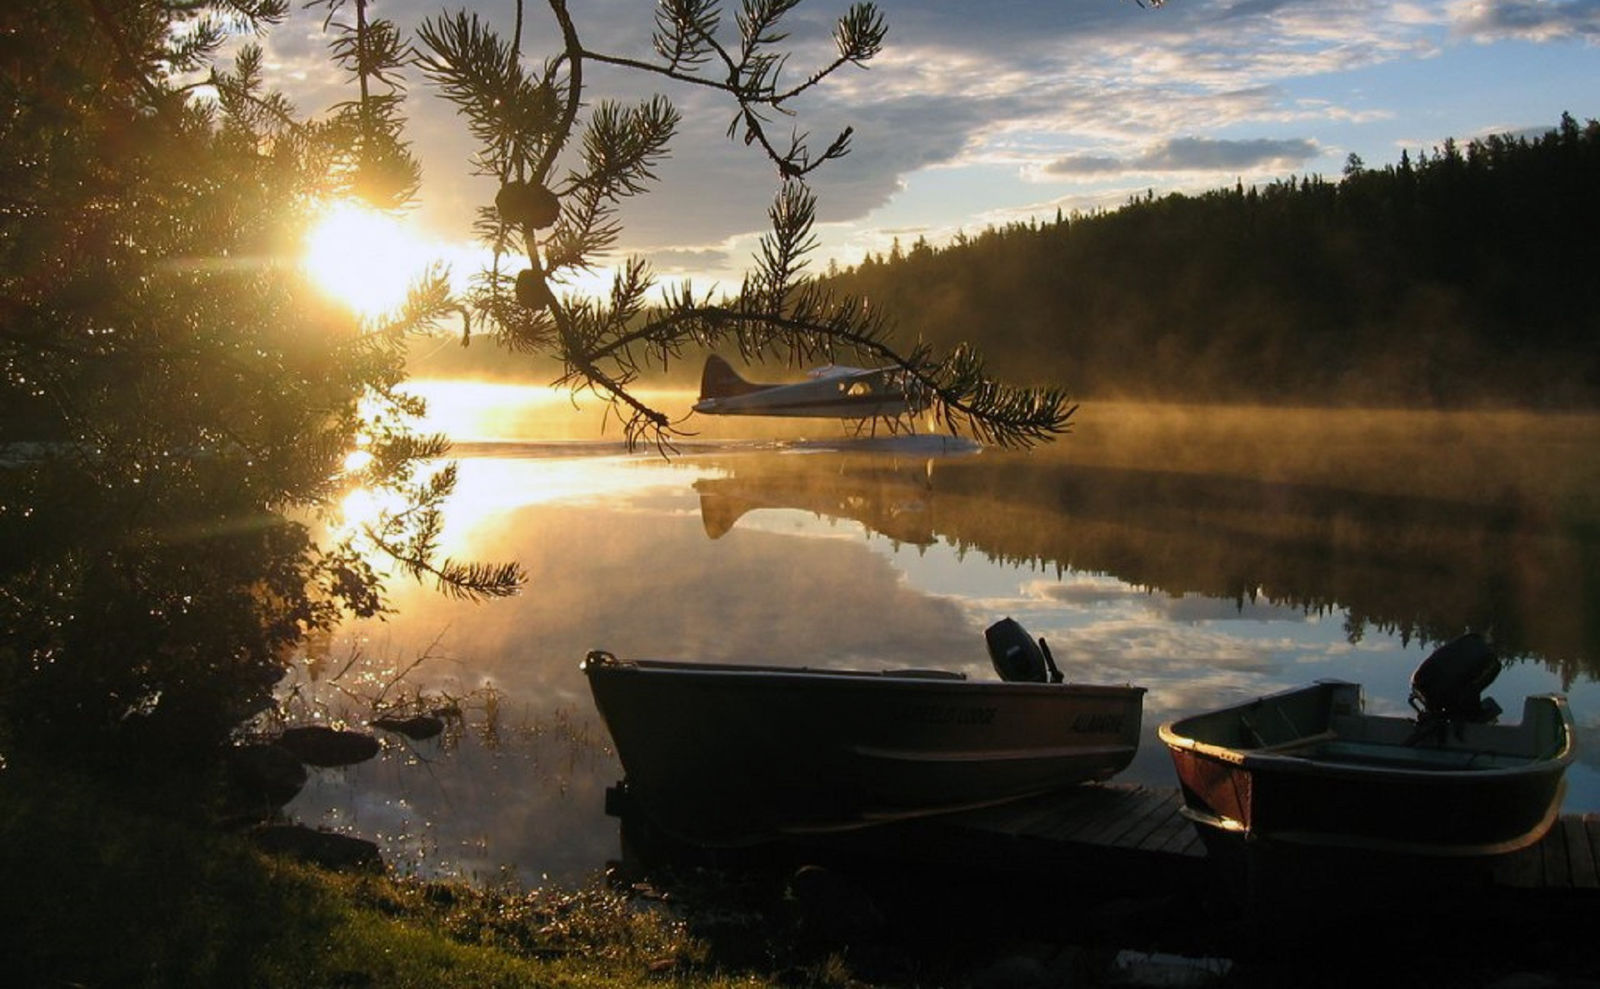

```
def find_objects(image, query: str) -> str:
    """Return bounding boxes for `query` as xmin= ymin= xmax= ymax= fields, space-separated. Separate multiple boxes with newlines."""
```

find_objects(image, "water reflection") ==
xmin=695 ymin=457 xmax=938 ymax=546
xmin=684 ymin=446 xmax=1600 ymax=684
xmin=283 ymin=399 xmax=1600 ymax=885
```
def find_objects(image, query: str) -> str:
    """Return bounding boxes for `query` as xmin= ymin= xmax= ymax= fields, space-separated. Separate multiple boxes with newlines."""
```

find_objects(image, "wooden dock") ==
xmin=1495 ymin=811 xmax=1600 ymax=890
xmin=931 ymin=783 xmax=1600 ymax=894
xmin=613 ymin=781 xmax=1599 ymax=896
xmin=937 ymin=782 xmax=1204 ymax=860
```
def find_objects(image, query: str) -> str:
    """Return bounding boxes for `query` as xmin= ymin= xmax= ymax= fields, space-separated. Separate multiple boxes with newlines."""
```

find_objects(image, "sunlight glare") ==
xmin=337 ymin=484 xmax=407 ymax=538
xmin=304 ymin=201 xmax=436 ymax=318
xmin=342 ymin=448 xmax=375 ymax=474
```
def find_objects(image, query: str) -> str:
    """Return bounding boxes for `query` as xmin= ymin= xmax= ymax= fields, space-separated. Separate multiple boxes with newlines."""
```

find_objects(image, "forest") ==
xmin=820 ymin=113 xmax=1600 ymax=407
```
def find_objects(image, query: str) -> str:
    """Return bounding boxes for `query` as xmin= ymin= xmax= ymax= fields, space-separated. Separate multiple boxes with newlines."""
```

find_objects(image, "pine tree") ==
xmin=0 ymin=0 xmax=518 ymax=764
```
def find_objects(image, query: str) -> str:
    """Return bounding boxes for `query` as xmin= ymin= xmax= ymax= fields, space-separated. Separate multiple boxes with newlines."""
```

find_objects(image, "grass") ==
xmin=0 ymin=758 xmax=772 ymax=988
xmin=12 ymin=749 xmax=1592 ymax=989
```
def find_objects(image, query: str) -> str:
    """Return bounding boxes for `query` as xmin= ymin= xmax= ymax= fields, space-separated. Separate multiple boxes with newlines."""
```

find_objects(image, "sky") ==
xmin=259 ymin=0 xmax=1600 ymax=293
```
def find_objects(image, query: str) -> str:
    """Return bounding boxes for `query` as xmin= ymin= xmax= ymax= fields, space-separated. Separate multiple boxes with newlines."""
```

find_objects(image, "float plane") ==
xmin=692 ymin=354 xmax=929 ymax=426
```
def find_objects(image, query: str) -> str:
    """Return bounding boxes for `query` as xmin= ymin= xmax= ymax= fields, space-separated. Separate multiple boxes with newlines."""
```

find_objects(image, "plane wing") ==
xmin=805 ymin=364 xmax=876 ymax=380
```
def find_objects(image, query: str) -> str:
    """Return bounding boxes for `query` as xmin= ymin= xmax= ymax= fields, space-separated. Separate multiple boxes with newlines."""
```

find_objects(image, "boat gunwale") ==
xmin=584 ymin=656 xmax=1146 ymax=697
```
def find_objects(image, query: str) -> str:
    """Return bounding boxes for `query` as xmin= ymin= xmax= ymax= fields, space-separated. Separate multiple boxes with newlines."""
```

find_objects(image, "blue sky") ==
xmin=262 ymin=0 xmax=1600 ymax=289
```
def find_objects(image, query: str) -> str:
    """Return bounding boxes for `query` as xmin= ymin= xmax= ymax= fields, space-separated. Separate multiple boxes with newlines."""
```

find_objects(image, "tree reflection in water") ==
xmin=272 ymin=402 xmax=1600 ymax=884
xmin=686 ymin=405 xmax=1600 ymax=685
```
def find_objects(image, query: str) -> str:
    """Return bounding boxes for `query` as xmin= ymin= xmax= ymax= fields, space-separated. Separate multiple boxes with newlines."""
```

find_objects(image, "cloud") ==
xmin=1038 ymin=579 xmax=1156 ymax=607
xmin=1451 ymin=0 xmax=1600 ymax=43
xmin=253 ymin=0 xmax=1593 ymax=263
xmin=643 ymin=247 xmax=733 ymax=273
xmin=1044 ymin=135 xmax=1321 ymax=176
xmin=1040 ymin=154 xmax=1126 ymax=176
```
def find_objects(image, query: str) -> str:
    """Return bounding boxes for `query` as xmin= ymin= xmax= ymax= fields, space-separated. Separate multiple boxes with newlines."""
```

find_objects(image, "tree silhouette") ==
xmin=821 ymin=114 xmax=1600 ymax=408
xmin=0 ymin=0 xmax=518 ymax=763
xmin=0 ymin=0 xmax=1076 ymax=765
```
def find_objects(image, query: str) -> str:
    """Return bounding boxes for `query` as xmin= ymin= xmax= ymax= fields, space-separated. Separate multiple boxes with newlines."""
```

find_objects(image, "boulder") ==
xmin=277 ymin=725 xmax=381 ymax=767
xmin=251 ymin=823 xmax=382 ymax=871
xmin=225 ymin=742 xmax=308 ymax=807
xmin=370 ymin=714 xmax=444 ymax=741
xmin=788 ymin=864 xmax=885 ymax=943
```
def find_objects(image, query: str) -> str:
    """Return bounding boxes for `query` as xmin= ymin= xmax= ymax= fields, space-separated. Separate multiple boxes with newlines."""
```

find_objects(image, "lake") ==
xmin=280 ymin=384 xmax=1600 ymax=886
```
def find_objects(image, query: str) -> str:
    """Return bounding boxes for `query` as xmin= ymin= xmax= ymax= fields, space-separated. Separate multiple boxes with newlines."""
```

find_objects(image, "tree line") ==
xmin=823 ymin=113 xmax=1600 ymax=407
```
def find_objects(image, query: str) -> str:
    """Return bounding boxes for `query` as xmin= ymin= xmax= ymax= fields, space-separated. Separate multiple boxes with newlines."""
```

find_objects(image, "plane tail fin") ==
xmin=698 ymin=355 xmax=766 ymax=400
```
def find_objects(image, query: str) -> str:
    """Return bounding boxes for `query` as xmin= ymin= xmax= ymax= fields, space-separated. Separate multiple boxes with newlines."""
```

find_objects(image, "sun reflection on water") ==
xmin=401 ymin=379 xmax=698 ymax=443
xmin=279 ymin=398 xmax=1600 ymax=886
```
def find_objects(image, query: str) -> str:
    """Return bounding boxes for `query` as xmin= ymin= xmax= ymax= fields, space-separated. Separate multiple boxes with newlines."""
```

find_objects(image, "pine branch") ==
xmin=366 ymin=530 xmax=526 ymax=601
xmin=653 ymin=0 xmax=720 ymax=70
xmin=417 ymin=1 xmax=1068 ymax=451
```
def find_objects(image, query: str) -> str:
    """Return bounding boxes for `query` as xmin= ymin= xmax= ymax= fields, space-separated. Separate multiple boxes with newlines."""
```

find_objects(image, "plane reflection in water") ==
xmin=683 ymin=437 xmax=1600 ymax=686
xmin=280 ymin=403 xmax=1600 ymax=886
xmin=693 ymin=436 xmax=981 ymax=546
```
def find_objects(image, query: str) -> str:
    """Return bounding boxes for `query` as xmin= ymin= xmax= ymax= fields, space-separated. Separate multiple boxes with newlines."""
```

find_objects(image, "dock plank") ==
xmin=1091 ymin=788 xmax=1169 ymax=848
xmin=1140 ymin=798 xmax=1196 ymax=853
xmin=1138 ymin=807 xmax=1190 ymax=855
xmin=1118 ymin=794 xmax=1185 ymax=851
xmin=1565 ymin=817 xmax=1598 ymax=889
xmin=1586 ymin=815 xmax=1600 ymax=884
xmin=1174 ymin=827 xmax=1205 ymax=857
xmin=1542 ymin=818 xmax=1572 ymax=888
xmin=924 ymin=786 xmax=1596 ymax=888
xmin=1069 ymin=787 xmax=1172 ymax=846
xmin=951 ymin=791 xmax=1088 ymax=838
xmin=1034 ymin=785 xmax=1151 ymax=843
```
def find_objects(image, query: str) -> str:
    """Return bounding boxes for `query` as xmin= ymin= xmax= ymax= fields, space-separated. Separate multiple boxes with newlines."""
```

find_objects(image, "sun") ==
xmin=303 ymin=201 xmax=437 ymax=318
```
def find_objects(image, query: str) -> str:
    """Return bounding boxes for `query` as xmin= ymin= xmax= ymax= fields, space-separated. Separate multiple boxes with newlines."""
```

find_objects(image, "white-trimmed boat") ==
xmin=1159 ymin=635 xmax=1576 ymax=857
xmin=583 ymin=619 xmax=1145 ymax=845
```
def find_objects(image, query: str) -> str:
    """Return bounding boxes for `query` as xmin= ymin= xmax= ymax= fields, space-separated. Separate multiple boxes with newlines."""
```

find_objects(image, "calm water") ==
xmin=282 ymin=385 xmax=1600 ymax=885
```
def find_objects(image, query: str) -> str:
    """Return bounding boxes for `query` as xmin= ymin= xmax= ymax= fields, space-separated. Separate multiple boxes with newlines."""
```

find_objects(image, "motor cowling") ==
xmin=1408 ymin=633 xmax=1503 ymax=728
xmin=986 ymin=617 xmax=1063 ymax=684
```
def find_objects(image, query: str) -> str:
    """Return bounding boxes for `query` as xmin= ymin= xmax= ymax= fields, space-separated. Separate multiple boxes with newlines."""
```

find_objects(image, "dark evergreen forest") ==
xmin=822 ymin=113 xmax=1600 ymax=407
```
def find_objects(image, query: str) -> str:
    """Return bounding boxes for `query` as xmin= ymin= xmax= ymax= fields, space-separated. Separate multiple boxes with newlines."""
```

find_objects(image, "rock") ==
xmin=277 ymin=725 xmax=381 ymax=767
xmin=252 ymin=823 xmax=382 ymax=871
xmin=966 ymin=943 xmax=1088 ymax=989
xmin=967 ymin=953 xmax=1052 ymax=989
xmin=226 ymin=742 xmax=307 ymax=807
xmin=1107 ymin=950 xmax=1233 ymax=988
xmin=788 ymin=864 xmax=885 ymax=943
xmin=1484 ymin=976 xmax=1588 ymax=989
xmin=370 ymin=714 xmax=444 ymax=741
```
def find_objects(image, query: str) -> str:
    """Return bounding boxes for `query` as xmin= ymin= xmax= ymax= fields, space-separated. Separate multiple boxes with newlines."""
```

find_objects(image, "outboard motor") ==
xmin=1406 ymin=633 xmax=1503 ymax=744
xmin=985 ymin=617 xmax=1064 ymax=684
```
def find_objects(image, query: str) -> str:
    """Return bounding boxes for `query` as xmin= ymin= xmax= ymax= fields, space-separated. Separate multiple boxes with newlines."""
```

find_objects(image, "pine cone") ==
xmin=496 ymin=181 xmax=560 ymax=229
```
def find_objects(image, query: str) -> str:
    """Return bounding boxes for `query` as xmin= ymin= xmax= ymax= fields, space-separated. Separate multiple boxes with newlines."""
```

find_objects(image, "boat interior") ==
xmin=1173 ymin=682 xmax=1570 ymax=772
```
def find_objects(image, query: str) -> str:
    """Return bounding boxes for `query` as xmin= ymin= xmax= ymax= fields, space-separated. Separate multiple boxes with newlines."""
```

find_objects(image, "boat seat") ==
xmin=1248 ymin=729 xmax=1339 ymax=754
xmin=1239 ymin=707 xmax=1312 ymax=749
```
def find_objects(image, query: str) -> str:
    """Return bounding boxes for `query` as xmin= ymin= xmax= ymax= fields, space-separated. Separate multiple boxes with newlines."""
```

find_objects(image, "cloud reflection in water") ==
xmin=284 ymin=409 xmax=1600 ymax=884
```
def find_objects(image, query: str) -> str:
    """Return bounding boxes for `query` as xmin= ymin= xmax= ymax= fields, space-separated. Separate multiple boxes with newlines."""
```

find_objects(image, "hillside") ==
xmin=821 ymin=113 xmax=1600 ymax=407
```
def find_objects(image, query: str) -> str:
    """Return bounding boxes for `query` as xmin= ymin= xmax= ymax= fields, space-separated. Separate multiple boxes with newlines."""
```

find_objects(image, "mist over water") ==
xmin=284 ymin=388 xmax=1600 ymax=885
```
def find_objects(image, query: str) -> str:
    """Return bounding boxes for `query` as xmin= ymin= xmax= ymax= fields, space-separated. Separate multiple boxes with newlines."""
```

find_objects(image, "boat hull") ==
xmin=584 ymin=656 xmax=1145 ymax=845
xmin=1159 ymin=682 xmax=1575 ymax=857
